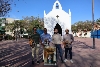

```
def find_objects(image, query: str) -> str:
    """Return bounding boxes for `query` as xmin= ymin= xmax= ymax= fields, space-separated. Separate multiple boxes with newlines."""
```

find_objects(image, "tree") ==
xmin=6 ymin=16 xmax=44 ymax=35
xmin=20 ymin=28 xmax=24 ymax=34
xmin=0 ymin=0 xmax=26 ymax=17
xmin=5 ymin=22 xmax=14 ymax=36
xmin=6 ymin=16 xmax=44 ymax=34
xmin=23 ymin=16 xmax=44 ymax=30
xmin=71 ymin=25 xmax=78 ymax=33
xmin=71 ymin=18 xmax=100 ymax=32
xmin=96 ymin=18 xmax=100 ymax=22
xmin=72 ymin=20 xmax=93 ymax=32
xmin=0 ymin=0 xmax=11 ymax=17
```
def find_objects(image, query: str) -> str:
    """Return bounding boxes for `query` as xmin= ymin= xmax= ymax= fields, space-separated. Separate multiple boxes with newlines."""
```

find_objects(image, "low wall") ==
xmin=73 ymin=31 xmax=91 ymax=38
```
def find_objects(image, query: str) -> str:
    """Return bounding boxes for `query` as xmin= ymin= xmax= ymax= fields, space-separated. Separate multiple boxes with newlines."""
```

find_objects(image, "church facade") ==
xmin=44 ymin=0 xmax=71 ymax=36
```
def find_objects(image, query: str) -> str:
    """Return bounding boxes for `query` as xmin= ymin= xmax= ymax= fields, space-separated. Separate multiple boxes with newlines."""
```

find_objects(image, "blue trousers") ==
xmin=55 ymin=44 xmax=63 ymax=62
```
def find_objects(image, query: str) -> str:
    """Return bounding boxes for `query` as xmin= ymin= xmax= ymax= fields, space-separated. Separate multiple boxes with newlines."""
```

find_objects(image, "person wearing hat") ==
xmin=62 ymin=29 xmax=74 ymax=63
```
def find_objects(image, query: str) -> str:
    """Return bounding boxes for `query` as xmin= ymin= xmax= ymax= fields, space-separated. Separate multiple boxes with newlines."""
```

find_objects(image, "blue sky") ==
xmin=8 ymin=0 xmax=100 ymax=24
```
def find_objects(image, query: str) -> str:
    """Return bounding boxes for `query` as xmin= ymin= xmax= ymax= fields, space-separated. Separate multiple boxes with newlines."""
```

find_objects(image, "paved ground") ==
xmin=38 ymin=37 xmax=100 ymax=67
xmin=0 ymin=37 xmax=100 ymax=67
xmin=0 ymin=39 xmax=33 ymax=67
xmin=68 ymin=37 xmax=100 ymax=67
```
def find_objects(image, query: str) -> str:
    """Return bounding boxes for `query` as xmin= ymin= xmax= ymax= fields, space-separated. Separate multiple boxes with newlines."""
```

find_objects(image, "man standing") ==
xmin=41 ymin=28 xmax=51 ymax=46
xmin=40 ymin=28 xmax=51 ymax=63
xmin=52 ymin=28 xmax=64 ymax=63
xmin=63 ymin=29 xmax=74 ymax=63
xmin=29 ymin=27 xmax=42 ymax=64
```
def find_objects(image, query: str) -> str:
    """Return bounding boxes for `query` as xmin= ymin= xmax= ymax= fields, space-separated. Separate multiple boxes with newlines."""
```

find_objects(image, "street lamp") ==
xmin=92 ymin=0 xmax=95 ymax=49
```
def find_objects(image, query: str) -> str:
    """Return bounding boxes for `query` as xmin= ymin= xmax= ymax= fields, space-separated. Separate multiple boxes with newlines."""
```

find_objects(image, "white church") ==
xmin=44 ymin=0 xmax=71 ymax=36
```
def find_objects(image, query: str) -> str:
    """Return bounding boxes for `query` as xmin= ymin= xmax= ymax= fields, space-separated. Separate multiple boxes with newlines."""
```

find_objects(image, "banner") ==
xmin=37 ymin=29 xmax=44 ymax=35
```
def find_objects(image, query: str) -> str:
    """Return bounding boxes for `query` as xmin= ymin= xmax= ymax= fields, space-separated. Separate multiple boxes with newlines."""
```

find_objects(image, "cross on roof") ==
xmin=56 ymin=15 xmax=59 ymax=18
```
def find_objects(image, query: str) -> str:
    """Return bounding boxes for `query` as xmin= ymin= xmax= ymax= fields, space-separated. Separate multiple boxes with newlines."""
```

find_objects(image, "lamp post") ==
xmin=92 ymin=0 xmax=95 ymax=49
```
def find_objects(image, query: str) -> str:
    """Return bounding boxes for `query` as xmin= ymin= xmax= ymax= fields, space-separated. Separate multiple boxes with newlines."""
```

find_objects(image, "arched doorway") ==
xmin=54 ymin=23 xmax=62 ymax=36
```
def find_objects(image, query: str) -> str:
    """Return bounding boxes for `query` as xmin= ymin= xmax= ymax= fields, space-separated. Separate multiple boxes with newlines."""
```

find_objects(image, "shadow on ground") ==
xmin=68 ymin=41 xmax=100 ymax=67
xmin=73 ymin=41 xmax=93 ymax=49
xmin=0 ymin=40 xmax=32 ymax=67
xmin=0 ymin=39 xmax=100 ymax=67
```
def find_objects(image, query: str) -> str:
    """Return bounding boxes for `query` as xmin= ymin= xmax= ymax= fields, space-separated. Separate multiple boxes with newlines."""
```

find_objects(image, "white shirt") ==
xmin=52 ymin=33 xmax=62 ymax=44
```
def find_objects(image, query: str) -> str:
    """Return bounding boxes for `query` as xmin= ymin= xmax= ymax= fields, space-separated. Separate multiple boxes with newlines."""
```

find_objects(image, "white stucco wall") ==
xmin=73 ymin=31 xmax=91 ymax=38
xmin=44 ymin=0 xmax=71 ymax=36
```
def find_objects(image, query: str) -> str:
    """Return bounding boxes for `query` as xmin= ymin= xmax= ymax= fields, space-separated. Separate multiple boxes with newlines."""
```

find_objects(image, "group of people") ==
xmin=29 ymin=27 xmax=74 ymax=65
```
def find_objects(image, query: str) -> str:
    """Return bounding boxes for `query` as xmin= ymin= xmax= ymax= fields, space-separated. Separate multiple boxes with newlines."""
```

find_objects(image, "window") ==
xmin=56 ymin=3 xmax=59 ymax=9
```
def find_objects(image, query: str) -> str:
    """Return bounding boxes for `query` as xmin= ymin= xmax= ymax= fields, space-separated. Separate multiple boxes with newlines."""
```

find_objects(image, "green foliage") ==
xmin=6 ymin=16 xmax=100 ymax=34
xmin=71 ymin=18 xmax=100 ymax=32
xmin=96 ymin=18 xmax=100 ymax=22
xmin=6 ymin=16 xmax=44 ymax=34
xmin=5 ymin=35 xmax=13 ymax=40
xmin=22 ymin=16 xmax=44 ymax=33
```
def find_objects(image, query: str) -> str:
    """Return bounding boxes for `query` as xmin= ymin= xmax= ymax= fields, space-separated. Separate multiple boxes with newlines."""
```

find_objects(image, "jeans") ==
xmin=55 ymin=44 xmax=63 ymax=62
xmin=65 ymin=47 xmax=72 ymax=59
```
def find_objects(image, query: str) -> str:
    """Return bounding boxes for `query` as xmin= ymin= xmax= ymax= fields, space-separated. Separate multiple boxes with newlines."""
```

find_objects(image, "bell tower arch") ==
xmin=52 ymin=0 xmax=62 ymax=10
